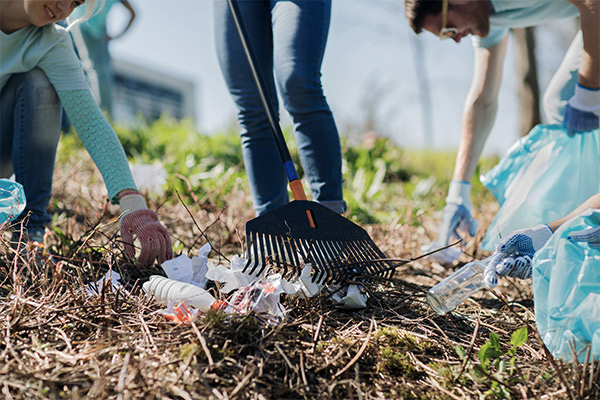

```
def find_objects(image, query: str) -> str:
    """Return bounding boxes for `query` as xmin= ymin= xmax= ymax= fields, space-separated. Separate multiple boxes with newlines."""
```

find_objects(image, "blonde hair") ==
xmin=66 ymin=0 xmax=105 ymax=30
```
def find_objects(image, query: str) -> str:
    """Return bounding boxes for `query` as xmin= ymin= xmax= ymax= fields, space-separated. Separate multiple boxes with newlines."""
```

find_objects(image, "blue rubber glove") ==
xmin=567 ymin=226 xmax=600 ymax=250
xmin=422 ymin=181 xmax=478 ymax=265
xmin=563 ymin=83 xmax=600 ymax=136
xmin=484 ymin=224 xmax=553 ymax=288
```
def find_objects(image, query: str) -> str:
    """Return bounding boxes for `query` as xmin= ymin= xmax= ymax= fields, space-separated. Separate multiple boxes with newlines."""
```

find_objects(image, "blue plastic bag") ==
xmin=480 ymin=125 xmax=600 ymax=250
xmin=533 ymin=209 xmax=600 ymax=362
xmin=0 ymin=179 xmax=26 ymax=225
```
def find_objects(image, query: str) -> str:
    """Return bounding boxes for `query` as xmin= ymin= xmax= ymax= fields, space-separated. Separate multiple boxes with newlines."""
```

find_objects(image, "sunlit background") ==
xmin=106 ymin=0 xmax=578 ymax=156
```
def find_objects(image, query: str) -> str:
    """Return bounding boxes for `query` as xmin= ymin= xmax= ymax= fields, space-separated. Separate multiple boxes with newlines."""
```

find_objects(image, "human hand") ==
xmin=422 ymin=181 xmax=478 ymax=265
xmin=119 ymin=191 xmax=173 ymax=266
xmin=563 ymin=83 xmax=600 ymax=136
xmin=483 ymin=224 xmax=553 ymax=288
xmin=567 ymin=226 xmax=600 ymax=250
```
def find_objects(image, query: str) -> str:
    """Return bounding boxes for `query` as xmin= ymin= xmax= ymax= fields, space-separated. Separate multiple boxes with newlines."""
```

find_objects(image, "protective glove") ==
xmin=563 ymin=83 xmax=600 ymax=136
xmin=422 ymin=180 xmax=478 ymax=265
xmin=567 ymin=226 xmax=600 ymax=250
xmin=119 ymin=190 xmax=173 ymax=266
xmin=483 ymin=224 xmax=553 ymax=288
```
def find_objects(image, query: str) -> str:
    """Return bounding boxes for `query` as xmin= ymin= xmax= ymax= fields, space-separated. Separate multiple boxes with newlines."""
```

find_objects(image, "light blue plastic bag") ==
xmin=533 ymin=209 xmax=600 ymax=363
xmin=480 ymin=125 xmax=600 ymax=250
xmin=0 ymin=179 xmax=26 ymax=224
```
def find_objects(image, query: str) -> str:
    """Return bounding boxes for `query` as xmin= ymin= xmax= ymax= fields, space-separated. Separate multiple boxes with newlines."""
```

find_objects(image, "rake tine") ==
xmin=320 ymin=240 xmax=341 ymax=283
xmin=325 ymin=240 xmax=346 ymax=283
xmin=308 ymin=240 xmax=327 ymax=281
xmin=282 ymin=236 xmax=298 ymax=275
xmin=315 ymin=240 xmax=334 ymax=284
xmin=255 ymin=233 xmax=269 ymax=277
xmin=289 ymin=237 xmax=302 ymax=272
xmin=275 ymin=235 xmax=291 ymax=273
xmin=243 ymin=231 xmax=260 ymax=275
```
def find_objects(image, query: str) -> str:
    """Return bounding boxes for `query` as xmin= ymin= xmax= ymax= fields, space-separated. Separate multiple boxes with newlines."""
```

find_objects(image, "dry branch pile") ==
xmin=0 ymin=156 xmax=598 ymax=400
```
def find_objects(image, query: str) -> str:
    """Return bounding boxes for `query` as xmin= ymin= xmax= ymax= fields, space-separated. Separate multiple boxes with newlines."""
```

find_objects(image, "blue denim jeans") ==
xmin=214 ymin=0 xmax=345 ymax=216
xmin=0 ymin=68 xmax=62 ymax=238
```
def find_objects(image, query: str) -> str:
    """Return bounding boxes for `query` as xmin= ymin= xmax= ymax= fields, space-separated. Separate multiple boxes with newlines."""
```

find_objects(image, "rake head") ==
xmin=244 ymin=200 xmax=394 ymax=284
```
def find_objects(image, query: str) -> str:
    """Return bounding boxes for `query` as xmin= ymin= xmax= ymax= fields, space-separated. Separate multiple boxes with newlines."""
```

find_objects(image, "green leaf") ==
xmin=490 ymin=332 xmax=500 ymax=349
xmin=510 ymin=326 xmax=528 ymax=348
xmin=455 ymin=345 xmax=467 ymax=360
xmin=478 ymin=342 xmax=492 ymax=366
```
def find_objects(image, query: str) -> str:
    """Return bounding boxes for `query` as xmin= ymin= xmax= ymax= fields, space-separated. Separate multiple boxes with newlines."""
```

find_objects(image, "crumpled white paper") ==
xmin=160 ymin=243 xmax=212 ymax=289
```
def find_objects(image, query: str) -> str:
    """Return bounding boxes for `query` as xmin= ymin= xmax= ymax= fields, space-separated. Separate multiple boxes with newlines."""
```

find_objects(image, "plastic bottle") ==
xmin=143 ymin=275 xmax=220 ymax=312
xmin=0 ymin=179 xmax=26 ymax=224
xmin=426 ymin=256 xmax=493 ymax=315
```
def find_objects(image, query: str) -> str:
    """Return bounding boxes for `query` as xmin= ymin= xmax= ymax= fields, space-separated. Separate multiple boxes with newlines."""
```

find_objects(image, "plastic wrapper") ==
xmin=226 ymin=274 xmax=287 ymax=325
xmin=480 ymin=125 xmax=599 ymax=250
xmin=0 ymin=179 xmax=26 ymax=224
xmin=533 ymin=209 xmax=600 ymax=362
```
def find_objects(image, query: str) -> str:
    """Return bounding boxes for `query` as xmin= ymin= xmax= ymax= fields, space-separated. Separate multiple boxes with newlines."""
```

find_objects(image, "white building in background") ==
xmin=111 ymin=58 xmax=197 ymax=125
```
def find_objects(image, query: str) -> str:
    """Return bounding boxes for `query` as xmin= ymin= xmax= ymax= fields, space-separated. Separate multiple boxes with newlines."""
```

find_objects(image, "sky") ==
xmin=107 ymin=0 xmax=578 ymax=156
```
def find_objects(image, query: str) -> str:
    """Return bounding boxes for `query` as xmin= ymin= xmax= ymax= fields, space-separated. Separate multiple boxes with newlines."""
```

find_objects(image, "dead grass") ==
xmin=0 ymin=153 xmax=598 ymax=400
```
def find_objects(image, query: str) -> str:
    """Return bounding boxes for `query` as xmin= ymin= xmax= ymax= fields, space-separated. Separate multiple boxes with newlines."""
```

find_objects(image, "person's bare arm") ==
xmin=107 ymin=0 xmax=136 ymax=41
xmin=567 ymin=0 xmax=599 ymax=89
xmin=548 ymin=193 xmax=600 ymax=232
xmin=453 ymin=36 xmax=509 ymax=182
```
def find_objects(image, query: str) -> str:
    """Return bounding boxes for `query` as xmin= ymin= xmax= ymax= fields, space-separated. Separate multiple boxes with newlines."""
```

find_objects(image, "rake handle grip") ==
xmin=227 ymin=0 xmax=308 ymax=201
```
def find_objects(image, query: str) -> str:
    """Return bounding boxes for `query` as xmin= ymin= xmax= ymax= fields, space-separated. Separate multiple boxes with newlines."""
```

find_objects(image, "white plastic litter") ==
xmin=86 ymin=271 xmax=122 ymax=295
xmin=143 ymin=275 xmax=217 ymax=312
xmin=130 ymin=162 xmax=167 ymax=196
xmin=331 ymin=284 xmax=367 ymax=310
xmin=206 ymin=255 xmax=263 ymax=293
xmin=226 ymin=274 xmax=287 ymax=325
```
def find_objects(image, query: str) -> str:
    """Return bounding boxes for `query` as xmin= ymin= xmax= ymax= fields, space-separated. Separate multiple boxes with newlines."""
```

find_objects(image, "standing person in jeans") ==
xmin=213 ymin=0 xmax=346 ymax=216
xmin=0 ymin=0 xmax=171 ymax=266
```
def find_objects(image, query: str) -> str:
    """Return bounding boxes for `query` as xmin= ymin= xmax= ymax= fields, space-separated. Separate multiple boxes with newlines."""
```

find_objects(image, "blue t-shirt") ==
xmin=0 ymin=24 xmax=88 ymax=92
xmin=473 ymin=0 xmax=579 ymax=49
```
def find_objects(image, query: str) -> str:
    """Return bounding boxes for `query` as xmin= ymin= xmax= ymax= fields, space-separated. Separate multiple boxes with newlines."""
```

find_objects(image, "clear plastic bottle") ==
xmin=426 ymin=257 xmax=493 ymax=315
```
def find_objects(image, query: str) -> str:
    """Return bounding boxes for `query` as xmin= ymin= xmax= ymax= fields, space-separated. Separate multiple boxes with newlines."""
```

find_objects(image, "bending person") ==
xmin=404 ymin=0 xmax=600 ymax=263
xmin=213 ymin=0 xmax=346 ymax=216
xmin=0 ymin=0 xmax=171 ymax=266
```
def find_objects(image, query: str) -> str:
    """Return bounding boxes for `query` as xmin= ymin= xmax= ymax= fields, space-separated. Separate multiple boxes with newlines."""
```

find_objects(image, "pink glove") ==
xmin=119 ymin=190 xmax=173 ymax=266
